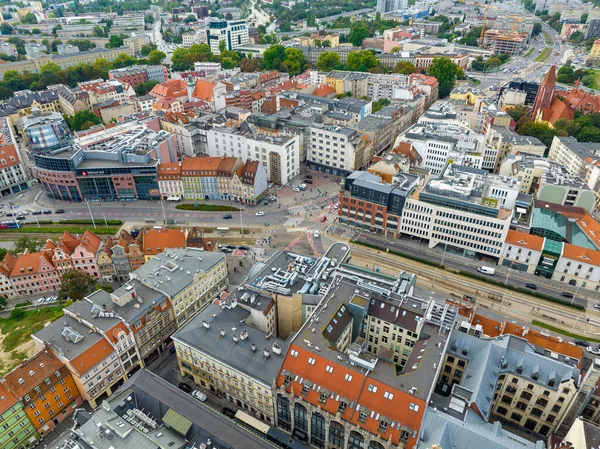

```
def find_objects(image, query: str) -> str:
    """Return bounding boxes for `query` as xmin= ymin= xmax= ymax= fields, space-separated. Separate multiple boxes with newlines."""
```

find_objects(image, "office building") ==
xmin=401 ymin=164 xmax=519 ymax=259
xmin=587 ymin=9 xmax=600 ymax=39
xmin=338 ymin=171 xmax=419 ymax=237
xmin=206 ymin=20 xmax=249 ymax=55
xmin=482 ymin=30 xmax=528 ymax=55
xmin=376 ymin=0 xmax=408 ymax=14
xmin=108 ymin=65 xmax=169 ymax=88
xmin=207 ymin=125 xmax=300 ymax=185
xmin=307 ymin=125 xmax=373 ymax=177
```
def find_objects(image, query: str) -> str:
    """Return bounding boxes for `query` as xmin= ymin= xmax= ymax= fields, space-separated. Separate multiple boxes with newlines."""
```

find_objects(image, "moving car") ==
xmin=313 ymin=230 xmax=320 ymax=238
xmin=223 ymin=214 xmax=233 ymax=219
xmin=477 ymin=266 xmax=495 ymax=275
xmin=32 ymin=210 xmax=42 ymax=215
xmin=238 ymin=245 xmax=250 ymax=250
xmin=575 ymin=339 xmax=589 ymax=347
xmin=593 ymin=303 xmax=600 ymax=310
xmin=525 ymin=283 xmax=537 ymax=290
xmin=192 ymin=390 xmax=207 ymax=402
xmin=55 ymin=209 xmax=65 ymax=213
xmin=16 ymin=215 xmax=25 ymax=220
xmin=320 ymin=216 xmax=327 ymax=222
xmin=178 ymin=383 xmax=193 ymax=393
xmin=43 ymin=210 xmax=52 ymax=214
xmin=561 ymin=292 xmax=574 ymax=299
xmin=255 ymin=211 xmax=265 ymax=216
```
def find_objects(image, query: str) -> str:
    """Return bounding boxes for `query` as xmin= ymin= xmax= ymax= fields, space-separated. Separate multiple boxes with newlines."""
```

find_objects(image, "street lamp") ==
xmin=571 ymin=283 xmax=582 ymax=305
xmin=85 ymin=201 xmax=96 ymax=229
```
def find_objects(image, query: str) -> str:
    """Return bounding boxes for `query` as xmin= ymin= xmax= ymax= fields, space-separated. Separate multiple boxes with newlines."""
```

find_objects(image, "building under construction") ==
xmin=483 ymin=30 xmax=529 ymax=55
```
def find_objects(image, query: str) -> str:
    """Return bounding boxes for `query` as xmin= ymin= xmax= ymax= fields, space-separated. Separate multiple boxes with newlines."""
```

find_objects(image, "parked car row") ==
xmin=36 ymin=295 xmax=59 ymax=304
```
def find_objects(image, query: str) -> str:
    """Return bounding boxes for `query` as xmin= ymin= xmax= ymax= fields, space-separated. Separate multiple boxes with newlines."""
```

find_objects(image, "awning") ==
xmin=163 ymin=408 xmax=193 ymax=436
xmin=401 ymin=425 xmax=411 ymax=432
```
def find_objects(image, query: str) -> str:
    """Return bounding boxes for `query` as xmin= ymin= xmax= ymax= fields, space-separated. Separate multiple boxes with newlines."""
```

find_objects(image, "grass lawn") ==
xmin=535 ymin=47 xmax=551 ymax=63
xmin=588 ymin=69 xmax=600 ymax=90
xmin=0 ymin=306 xmax=64 ymax=374
xmin=0 ymin=226 xmax=120 ymax=234
xmin=532 ymin=320 xmax=600 ymax=343
xmin=524 ymin=47 xmax=534 ymax=57
xmin=543 ymin=31 xmax=551 ymax=45
xmin=176 ymin=204 xmax=241 ymax=212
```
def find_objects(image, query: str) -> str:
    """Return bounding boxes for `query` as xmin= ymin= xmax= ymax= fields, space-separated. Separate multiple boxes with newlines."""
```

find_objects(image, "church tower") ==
xmin=531 ymin=65 xmax=556 ymax=118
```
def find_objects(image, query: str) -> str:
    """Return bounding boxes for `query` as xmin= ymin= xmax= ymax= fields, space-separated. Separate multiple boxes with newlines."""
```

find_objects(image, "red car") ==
xmin=320 ymin=216 xmax=327 ymax=222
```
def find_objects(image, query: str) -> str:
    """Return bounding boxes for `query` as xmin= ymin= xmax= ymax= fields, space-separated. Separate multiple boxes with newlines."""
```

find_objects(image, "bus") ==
xmin=216 ymin=227 xmax=230 ymax=232
xmin=0 ymin=221 xmax=20 ymax=229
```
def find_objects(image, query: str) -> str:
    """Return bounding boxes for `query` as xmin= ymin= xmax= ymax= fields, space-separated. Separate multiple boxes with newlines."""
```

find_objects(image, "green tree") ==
xmin=393 ymin=61 xmax=417 ymax=74
xmin=346 ymin=50 xmax=380 ymax=72
xmin=68 ymin=39 xmax=95 ymax=51
xmin=140 ymin=43 xmax=157 ymax=56
xmin=532 ymin=22 xmax=542 ymax=36
xmin=69 ymin=110 xmax=102 ymax=131
xmin=20 ymin=12 xmax=37 ymax=24
xmin=239 ymin=57 xmax=259 ymax=72
xmin=13 ymin=235 xmax=41 ymax=254
xmin=372 ymin=98 xmax=390 ymax=112
xmin=106 ymin=34 xmax=124 ymax=49
xmin=507 ymin=105 xmax=529 ymax=122
xmin=171 ymin=47 xmax=192 ymax=71
xmin=58 ymin=270 xmax=98 ymax=301
xmin=7 ymin=36 xmax=25 ymax=55
xmin=113 ymin=53 xmax=136 ymax=68
xmin=428 ymin=57 xmax=458 ymax=98
xmin=218 ymin=40 xmax=226 ymax=53
xmin=316 ymin=51 xmax=340 ymax=72
xmin=135 ymin=79 xmax=159 ymax=95
xmin=92 ymin=58 xmax=113 ymax=79
xmin=348 ymin=22 xmax=369 ymax=47
xmin=40 ymin=62 xmax=62 ymax=74
xmin=582 ymin=13 xmax=589 ymax=23
xmin=183 ymin=14 xmax=196 ymax=23
xmin=148 ymin=49 xmax=166 ymax=65
xmin=97 ymin=284 xmax=113 ymax=293
xmin=0 ymin=296 xmax=6 ymax=310
xmin=283 ymin=47 xmax=306 ymax=76
xmin=484 ymin=57 xmax=502 ymax=68
xmin=263 ymin=44 xmax=286 ymax=70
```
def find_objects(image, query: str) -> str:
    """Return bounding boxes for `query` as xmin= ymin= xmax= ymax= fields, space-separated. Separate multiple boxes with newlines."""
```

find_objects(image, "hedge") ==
xmin=58 ymin=219 xmax=123 ymax=225
xmin=532 ymin=320 xmax=600 ymax=343
xmin=176 ymin=204 xmax=241 ymax=212
xmin=458 ymin=270 xmax=585 ymax=311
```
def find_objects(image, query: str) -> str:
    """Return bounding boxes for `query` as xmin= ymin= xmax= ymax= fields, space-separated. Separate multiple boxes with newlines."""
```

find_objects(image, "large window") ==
xmin=293 ymin=403 xmax=308 ymax=438
xmin=276 ymin=395 xmax=291 ymax=431
xmin=329 ymin=421 xmax=344 ymax=448
xmin=310 ymin=413 xmax=326 ymax=449
xmin=348 ymin=430 xmax=364 ymax=449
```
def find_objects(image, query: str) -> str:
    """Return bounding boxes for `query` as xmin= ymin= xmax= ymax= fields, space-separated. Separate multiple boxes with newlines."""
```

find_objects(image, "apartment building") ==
xmin=0 ymin=383 xmax=38 ymax=449
xmin=49 ymin=230 xmax=103 ymax=278
xmin=438 ymin=329 xmax=580 ymax=438
xmin=549 ymin=136 xmax=600 ymax=178
xmin=400 ymin=164 xmax=519 ymax=259
xmin=0 ymin=144 xmax=30 ymax=196
xmin=4 ymin=351 xmax=82 ymax=437
xmin=486 ymin=126 xmax=546 ymax=173
xmin=108 ymin=65 xmax=169 ymax=88
xmin=338 ymin=171 xmax=419 ymax=238
xmin=173 ymin=301 xmax=289 ymax=424
xmin=0 ymin=253 xmax=17 ymax=299
xmin=207 ymin=126 xmax=300 ymax=185
xmin=206 ymin=20 xmax=249 ymax=55
xmin=131 ymin=247 xmax=228 ymax=327
xmin=6 ymin=248 xmax=62 ymax=296
xmin=108 ymin=230 xmax=144 ymax=281
xmin=181 ymin=156 xmax=222 ymax=200
xmin=158 ymin=162 xmax=184 ymax=199
xmin=307 ymin=125 xmax=373 ymax=177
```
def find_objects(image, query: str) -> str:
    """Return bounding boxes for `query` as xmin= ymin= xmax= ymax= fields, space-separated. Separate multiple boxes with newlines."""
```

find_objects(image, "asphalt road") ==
xmin=356 ymin=233 xmax=590 ymax=308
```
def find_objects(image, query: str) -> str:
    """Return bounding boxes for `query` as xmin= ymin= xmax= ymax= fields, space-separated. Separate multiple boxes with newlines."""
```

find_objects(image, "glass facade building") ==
xmin=24 ymin=112 xmax=73 ymax=154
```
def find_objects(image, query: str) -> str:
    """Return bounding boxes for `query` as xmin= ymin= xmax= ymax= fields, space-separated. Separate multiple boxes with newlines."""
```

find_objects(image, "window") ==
xmin=344 ymin=374 xmax=353 ymax=382
xmin=511 ymin=412 xmax=523 ymax=422
xmin=308 ymin=358 xmax=316 ymax=365
xmin=384 ymin=391 xmax=394 ymax=400
xmin=368 ymin=384 xmax=378 ymax=393
xmin=290 ymin=349 xmax=298 ymax=357
xmin=409 ymin=403 xmax=419 ymax=412
xmin=358 ymin=409 xmax=368 ymax=422
xmin=325 ymin=365 xmax=333 ymax=373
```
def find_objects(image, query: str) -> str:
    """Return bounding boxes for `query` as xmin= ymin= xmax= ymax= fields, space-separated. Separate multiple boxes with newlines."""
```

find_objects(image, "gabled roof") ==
xmin=10 ymin=249 xmax=55 ymax=277
xmin=192 ymin=79 xmax=217 ymax=102
xmin=0 ymin=383 xmax=18 ymax=414
xmin=142 ymin=228 xmax=186 ymax=256
xmin=0 ymin=144 xmax=20 ymax=168
xmin=4 ymin=350 xmax=65 ymax=397
xmin=505 ymin=230 xmax=544 ymax=251
xmin=562 ymin=243 xmax=600 ymax=267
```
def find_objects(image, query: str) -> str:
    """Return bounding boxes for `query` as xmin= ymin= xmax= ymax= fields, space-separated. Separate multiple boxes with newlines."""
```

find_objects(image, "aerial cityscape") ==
xmin=0 ymin=0 xmax=599 ymax=448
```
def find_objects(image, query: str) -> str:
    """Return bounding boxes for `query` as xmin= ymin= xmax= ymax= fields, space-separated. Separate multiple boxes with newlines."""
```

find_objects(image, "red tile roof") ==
xmin=505 ymin=230 xmax=544 ymax=251
xmin=150 ymin=79 xmax=187 ymax=101
xmin=4 ymin=350 xmax=65 ymax=397
xmin=313 ymin=84 xmax=336 ymax=97
xmin=10 ymin=249 xmax=55 ymax=277
xmin=0 ymin=383 xmax=18 ymax=414
xmin=70 ymin=338 xmax=115 ymax=376
xmin=181 ymin=156 xmax=223 ymax=174
xmin=0 ymin=144 xmax=20 ymax=168
xmin=191 ymin=79 xmax=217 ymax=102
xmin=142 ymin=228 xmax=186 ymax=256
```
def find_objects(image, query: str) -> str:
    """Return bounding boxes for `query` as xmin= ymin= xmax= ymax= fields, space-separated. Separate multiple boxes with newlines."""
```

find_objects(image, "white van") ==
xmin=477 ymin=266 xmax=495 ymax=275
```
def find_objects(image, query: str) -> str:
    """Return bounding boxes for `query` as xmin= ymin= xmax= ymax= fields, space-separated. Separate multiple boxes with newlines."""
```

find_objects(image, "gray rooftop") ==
xmin=418 ymin=407 xmax=545 ymax=449
xmin=129 ymin=247 xmax=225 ymax=299
xmin=173 ymin=303 xmax=289 ymax=386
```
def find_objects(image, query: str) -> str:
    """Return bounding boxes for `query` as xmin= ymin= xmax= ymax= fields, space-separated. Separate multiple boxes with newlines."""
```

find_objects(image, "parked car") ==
xmin=36 ymin=297 xmax=45 ymax=305
xmin=16 ymin=215 xmax=25 ymax=220
xmin=320 ymin=216 xmax=327 ymax=222
xmin=43 ymin=210 xmax=52 ymax=214
xmin=222 ymin=407 xmax=236 ymax=418
xmin=525 ymin=283 xmax=537 ymax=290
xmin=178 ymin=383 xmax=193 ymax=393
xmin=561 ymin=292 xmax=574 ymax=299
xmin=594 ymin=304 xmax=600 ymax=310
xmin=238 ymin=245 xmax=250 ymax=250
xmin=192 ymin=390 xmax=207 ymax=402
xmin=293 ymin=187 xmax=301 ymax=192
xmin=313 ymin=230 xmax=320 ymax=238
xmin=55 ymin=209 xmax=65 ymax=213
xmin=225 ymin=244 xmax=236 ymax=249
xmin=268 ymin=183 xmax=274 ymax=188
xmin=299 ymin=183 xmax=307 ymax=189
xmin=255 ymin=211 xmax=265 ymax=216
xmin=304 ymin=179 xmax=313 ymax=184
xmin=305 ymin=174 xmax=313 ymax=179
xmin=575 ymin=339 xmax=589 ymax=347
xmin=221 ymin=248 xmax=233 ymax=253
xmin=223 ymin=214 xmax=233 ymax=219
xmin=5 ymin=212 xmax=13 ymax=217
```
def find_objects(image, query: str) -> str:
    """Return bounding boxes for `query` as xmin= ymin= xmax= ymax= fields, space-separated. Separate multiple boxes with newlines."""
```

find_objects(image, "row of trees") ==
xmin=0 ymin=50 xmax=166 ymax=100
xmin=509 ymin=106 xmax=600 ymax=145
xmin=471 ymin=54 xmax=510 ymax=71
xmin=557 ymin=64 xmax=596 ymax=88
